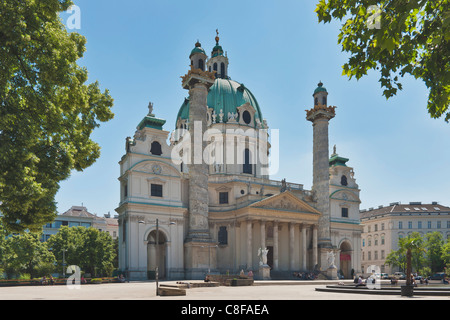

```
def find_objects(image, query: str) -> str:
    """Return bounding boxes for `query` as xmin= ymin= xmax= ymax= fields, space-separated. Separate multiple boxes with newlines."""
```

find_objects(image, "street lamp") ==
xmin=139 ymin=219 xmax=175 ymax=296
xmin=62 ymin=249 xmax=67 ymax=278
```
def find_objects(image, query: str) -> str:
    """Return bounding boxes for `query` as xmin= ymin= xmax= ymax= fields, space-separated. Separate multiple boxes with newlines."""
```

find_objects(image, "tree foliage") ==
xmin=316 ymin=0 xmax=450 ymax=121
xmin=47 ymin=226 xmax=116 ymax=277
xmin=0 ymin=0 xmax=114 ymax=233
xmin=3 ymin=232 xmax=55 ymax=279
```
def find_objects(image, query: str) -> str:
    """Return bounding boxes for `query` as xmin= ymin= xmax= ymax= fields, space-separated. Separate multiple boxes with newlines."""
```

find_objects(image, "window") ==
xmin=381 ymin=235 xmax=385 ymax=245
xmin=362 ymin=239 xmax=365 ymax=247
xmin=198 ymin=59 xmax=204 ymax=71
xmin=381 ymin=250 xmax=385 ymax=259
xmin=151 ymin=184 xmax=163 ymax=197
xmin=341 ymin=207 xmax=348 ymax=218
xmin=381 ymin=223 xmax=385 ymax=230
xmin=219 ymin=192 xmax=229 ymax=204
xmin=322 ymin=96 xmax=327 ymax=105
xmin=62 ymin=221 xmax=68 ymax=226
xmin=150 ymin=141 xmax=162 ymax=156
xmin=398 ymin=221 xmax=403 ymax=229
xmin=220 ymin=63 xmax=225 ymax=77
xmin=341 ymin=175 xmax=348 ymax=186
xmin=418 ymin=221 xmax=422 ymax=229
xmin=437 ymin=221 xmax=441 ymax=229
xmin=243 ymin=148 xmax=252 ymax=174
xmin=213 ymin=62 xmax=217 ymax=72
xmin=242 ymin=110 xmax=251 ymax=125
xmin=408 ymin=221 xmax=412 ymax=229
xmin=447 ymin=221 xmax=450 ymax=229
xmin=374 ymin=224 xmax=378 ymax=231
xmin=218 ymin=226 xmax=228 ymax=245
xmin=428 ymin=221 xmax=432 ymax=228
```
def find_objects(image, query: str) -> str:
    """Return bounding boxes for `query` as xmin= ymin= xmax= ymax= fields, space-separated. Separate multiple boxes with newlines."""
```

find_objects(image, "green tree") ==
xmin=3 ymin=232 xmax=55 ymax=279
xmin=399 ymin=236 xmax=423 ymax=286
xmin=386 ymin=232 xmax=426 ymax=274
xmin=441 ymin=241 xmax=450 ymax=275
xmin=425 ymin=231 xmax=445 ymax=272
xmin=0 ymin=0 xmax=114 ymax=233
xmin=47 ymin=226 xmax=116 ymax=277
xmin=315 ymin=0 xmax=450 ymax=121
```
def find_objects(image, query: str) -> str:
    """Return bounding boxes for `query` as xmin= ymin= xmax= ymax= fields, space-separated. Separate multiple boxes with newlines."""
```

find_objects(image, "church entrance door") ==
xmin=339 ymin=241 xmax=352 ymax=279
xmin=267 ymin=246 xmax=273 ymax=269
xmin=147 ymin=230 xmax=167 ymax=280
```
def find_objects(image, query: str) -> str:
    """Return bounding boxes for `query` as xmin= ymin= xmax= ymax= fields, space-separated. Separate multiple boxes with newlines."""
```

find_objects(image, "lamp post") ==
xmin=139 ymin=219 xmax=175 ymax=296
xmin=62 ymin=249 xmax=67 ymax=278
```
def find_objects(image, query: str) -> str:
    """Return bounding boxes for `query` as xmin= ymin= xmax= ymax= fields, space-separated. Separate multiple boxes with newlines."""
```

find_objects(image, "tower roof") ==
xmin=211 ymin=29 xmax=224 ymax=57
xmin=190 ymin=41 xmax=206 ymax=58
xmin=313 ymin=81 xmax=328 ymax=95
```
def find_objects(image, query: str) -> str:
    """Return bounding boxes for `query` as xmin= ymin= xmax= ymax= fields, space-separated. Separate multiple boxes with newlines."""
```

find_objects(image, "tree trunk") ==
xmin=406 ymin=249 xmax=412 ymax=286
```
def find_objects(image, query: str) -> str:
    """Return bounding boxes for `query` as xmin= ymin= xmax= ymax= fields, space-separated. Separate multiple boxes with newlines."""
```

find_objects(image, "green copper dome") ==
xmin=190 ymin=41 xmax=206 ymax=58
xmin=313 ymin=81 xmax=327 ymax=95
xmin=176 ymin=78 xmax=263 ymax=126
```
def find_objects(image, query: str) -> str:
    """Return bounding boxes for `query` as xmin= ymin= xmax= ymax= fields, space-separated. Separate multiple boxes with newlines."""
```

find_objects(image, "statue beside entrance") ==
xmin=258 ymin=247 xmax=271 ymax=280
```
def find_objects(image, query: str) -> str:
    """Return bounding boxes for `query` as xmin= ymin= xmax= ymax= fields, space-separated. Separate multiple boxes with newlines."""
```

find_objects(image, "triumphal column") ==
xmin=306 ymin=82 xmax=336 ymax=270
xmin=181 ymin=41 xmax=218 ymax=279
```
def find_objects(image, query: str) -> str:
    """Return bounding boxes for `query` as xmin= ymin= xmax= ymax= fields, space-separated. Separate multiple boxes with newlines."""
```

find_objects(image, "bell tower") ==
xmin=207 ymin=30 xmax=229 ymax=79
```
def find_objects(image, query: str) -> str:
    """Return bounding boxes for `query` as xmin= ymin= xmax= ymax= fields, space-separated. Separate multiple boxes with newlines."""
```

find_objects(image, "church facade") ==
xmin=115 ymin=33 xmax=362 ymax=280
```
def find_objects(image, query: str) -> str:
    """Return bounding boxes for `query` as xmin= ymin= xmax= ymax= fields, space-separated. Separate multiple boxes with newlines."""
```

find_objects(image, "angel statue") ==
xmin=327 ymin=250 xmax=336 ymax=268
xmin=258 ymin=247 xmax=269 ymax=266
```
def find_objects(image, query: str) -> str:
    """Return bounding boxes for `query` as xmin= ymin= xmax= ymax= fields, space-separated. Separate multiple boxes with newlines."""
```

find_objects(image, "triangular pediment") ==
xmin=250 ymin=191 xmax=321 ymax=215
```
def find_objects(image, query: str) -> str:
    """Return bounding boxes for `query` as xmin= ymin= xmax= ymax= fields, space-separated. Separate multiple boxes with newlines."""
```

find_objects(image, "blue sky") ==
xmin=55 ymin=0 xmax=450 ymax=216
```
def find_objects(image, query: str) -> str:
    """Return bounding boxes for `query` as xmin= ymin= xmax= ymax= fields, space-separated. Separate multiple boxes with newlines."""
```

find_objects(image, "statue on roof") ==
xmin=148 ymin=101 xmax=154 ymax=116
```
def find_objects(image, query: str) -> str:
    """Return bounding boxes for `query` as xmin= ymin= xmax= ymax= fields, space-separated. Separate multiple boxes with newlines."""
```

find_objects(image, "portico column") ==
xmin=301 ymin=224 xmax=307 ymax=271
xmin=273 ymin=221 xmax=279 ymax=270
xmin=313 ymin=225 xmax=318 ymax=268
xmin=260 ymin=221 xmax=266 ymax=250
xmin=247 ymin=220 xmax=252 ymax=270
xmin=289 ymin=223 xmax=295 ymax=271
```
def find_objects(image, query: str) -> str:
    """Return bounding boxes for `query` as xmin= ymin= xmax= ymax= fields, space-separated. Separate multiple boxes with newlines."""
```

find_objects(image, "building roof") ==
xmin=61 ymin=206 xmax=96 ymax=218
xmin=360 ymin=202 xmax=450 ymax=220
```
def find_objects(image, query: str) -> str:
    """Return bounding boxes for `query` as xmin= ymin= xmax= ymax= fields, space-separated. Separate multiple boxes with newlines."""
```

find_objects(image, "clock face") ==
xmin=152 ymin=164 xmax=162 ymax=174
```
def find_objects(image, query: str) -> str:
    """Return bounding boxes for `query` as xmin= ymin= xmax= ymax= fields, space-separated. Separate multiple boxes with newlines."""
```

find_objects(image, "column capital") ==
xmin=181 ymin=67 xmax=215 ymax=90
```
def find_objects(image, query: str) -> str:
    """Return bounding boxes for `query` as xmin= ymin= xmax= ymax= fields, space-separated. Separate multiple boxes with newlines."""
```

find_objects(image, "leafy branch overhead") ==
xmin=0 ymin=0 xmax=114 ymax=232
xmin=315 ymin=0 xmax=449 ymax=121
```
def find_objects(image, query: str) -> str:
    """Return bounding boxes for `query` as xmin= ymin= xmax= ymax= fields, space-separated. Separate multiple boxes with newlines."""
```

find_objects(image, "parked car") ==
xmin=430 ymin=272 xmax=446 ymax=280
xmin=392 ymin=272 xmax=406 ymax=280
xmin=381 ymin=273 xmax=389 ymax=279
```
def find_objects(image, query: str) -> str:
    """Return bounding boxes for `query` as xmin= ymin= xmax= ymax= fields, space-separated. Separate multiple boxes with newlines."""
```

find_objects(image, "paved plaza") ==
xmin=0 ymin=280 xmax=448 ymax=301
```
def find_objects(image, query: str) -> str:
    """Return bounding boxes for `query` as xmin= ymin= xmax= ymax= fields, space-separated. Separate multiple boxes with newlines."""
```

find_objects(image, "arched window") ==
xmin=314 ymin=97 xmax=318 ymax=105
xmin=341 ymin=175 xmax=348 ymax=186
xmin=213 ymin=62 xmax=217 ymax=71
xmin=198 ymin=59 xmax=204 ymax=71
xmin=220 ymin=62 xmax=225 ymax=78
xmin=150 ymin=141 xmax=162 ymax=156
xmin=322 ymin=96 xmax=327 ymax=105
xmin=243 ymin=148 xmax=252 ymax=174
xmin=218 ymin=226 xmax=228 ymax=245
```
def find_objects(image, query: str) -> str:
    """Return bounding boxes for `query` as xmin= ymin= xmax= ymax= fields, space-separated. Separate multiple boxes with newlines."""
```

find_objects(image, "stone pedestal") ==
xmin=327 ymin=265 xmax=338 ymax=280
xmin=184 ymin=241 xmax=217 ymax=280
xmin=259 ymin=265 xmax=271 ymax=280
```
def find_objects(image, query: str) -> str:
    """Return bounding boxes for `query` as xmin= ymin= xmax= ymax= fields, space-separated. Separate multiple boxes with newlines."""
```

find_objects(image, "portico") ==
xmin=209 ymin=191 xmax=321 ymax=274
